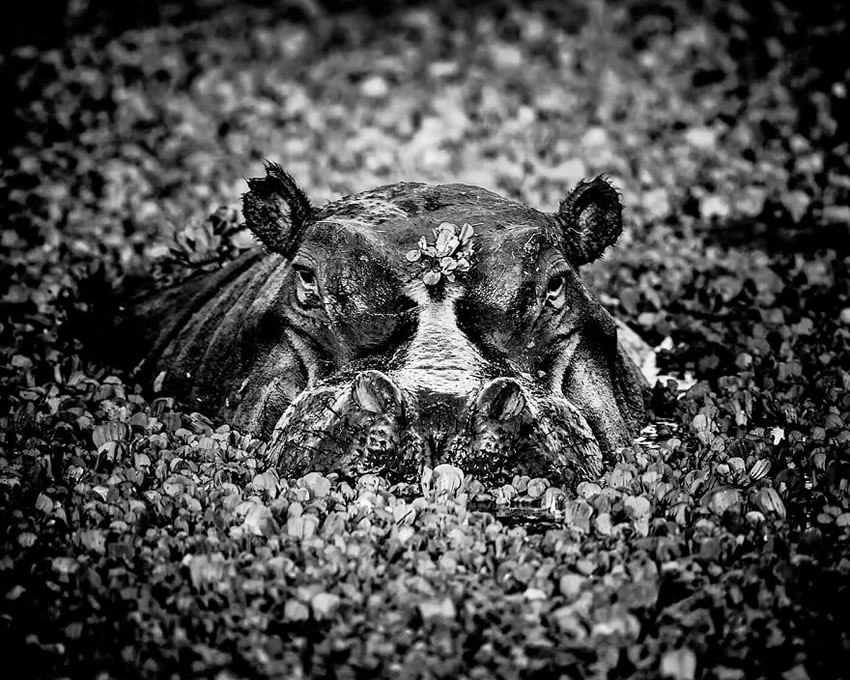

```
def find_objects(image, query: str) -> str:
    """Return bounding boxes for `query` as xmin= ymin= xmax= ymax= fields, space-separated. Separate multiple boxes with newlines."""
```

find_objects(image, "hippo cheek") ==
xmin=449 ymin=377 xmax=603 ymax=486
xmin=266 ymin=370 xmax=413 ymax=478
xmin=526 ymin=396 xmax=604 ymax=484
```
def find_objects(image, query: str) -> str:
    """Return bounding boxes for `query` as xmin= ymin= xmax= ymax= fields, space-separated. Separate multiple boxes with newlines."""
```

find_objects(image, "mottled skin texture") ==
xmin=125 ymin=165 xmax=647 ymax=485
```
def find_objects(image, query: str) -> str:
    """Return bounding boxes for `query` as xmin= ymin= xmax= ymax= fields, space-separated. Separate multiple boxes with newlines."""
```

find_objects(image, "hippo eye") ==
xmin=394 ymin=294 xmax=419 ymax=316
xmin=296 ymin=267 xmax=315 ymax=287
xmin=293 ymin=266 xmax=321 ymax=306
xmin=545 ymin=274 xmax=566 ymax=310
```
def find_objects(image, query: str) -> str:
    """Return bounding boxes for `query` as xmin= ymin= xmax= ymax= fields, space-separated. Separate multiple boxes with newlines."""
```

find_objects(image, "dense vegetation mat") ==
xmin=1 ymin=1 xmax=849 ymax=677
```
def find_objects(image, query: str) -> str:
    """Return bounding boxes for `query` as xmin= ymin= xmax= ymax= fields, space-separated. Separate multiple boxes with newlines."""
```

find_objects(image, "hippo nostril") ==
xmin=477 ymin=378 xmax=526 ymax=421
xmin=352 ymin=370 xmax=403 ymax=415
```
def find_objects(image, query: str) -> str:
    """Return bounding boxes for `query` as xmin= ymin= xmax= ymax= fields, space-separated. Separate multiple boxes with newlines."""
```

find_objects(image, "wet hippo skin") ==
xmin=124 ymin=164 xmax=647 ymax=486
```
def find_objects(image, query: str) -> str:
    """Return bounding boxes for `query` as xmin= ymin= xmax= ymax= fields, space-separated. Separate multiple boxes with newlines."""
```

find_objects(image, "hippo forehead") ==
xmin=303 ymin=182 xmax=561 ymax=274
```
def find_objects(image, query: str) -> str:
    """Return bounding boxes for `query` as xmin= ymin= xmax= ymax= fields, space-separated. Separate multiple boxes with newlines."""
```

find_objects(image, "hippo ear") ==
xmin=242 ymin=161 xmax=313 ymax=259
xmin=555 ymin=176 xmax=623 ymax=265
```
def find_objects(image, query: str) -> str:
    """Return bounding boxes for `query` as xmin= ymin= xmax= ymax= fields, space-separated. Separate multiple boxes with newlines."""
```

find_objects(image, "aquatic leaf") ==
xmin=284 ymin=600 xmax=310 ymax=622
xmin=298 ymin=471 xmax=330 ymax=498
xmin=704 ymin=487 xmax=742 ymax=515
xmin=459 ymin=223 xmax=474 ymax=243
xmin=51 ymin=557 xmax=78 ymax=575
xmin=431 ymin=464 xmax=465 ymax=497
xmin=418 ymin=597 xmax=456 ymax=621
xmin=525 ymin=477 xmax=549 ymax=499
xmin=187 ymin=554 xmax=226 ymax=587
xmin=18 ymin=532 xmax=37 ymax=548
xmin=35 ymin=493 xmax=54 ymax=514
xmin=595 ymin=512 xmax=613 ymax=535
xmin=576 ymin=481 xmax=602 ymax=499
xmin=541 ymin=486 xmax=566 ymax=512
xmin=564 ymin=499 xmax=592 ymax=532
xmin=435 ymin=228 xmax=458 ymax=256
xmin=559 ymin=573 xmax=587 ymax=600
xmin=749 ymin=459 xmax=771 ymax=481
xmin=752 ymin=487 xmax=786 ymax=518
xmin=92 ymin=422 xmax=129 ymax=448
xmin=311 ymin=592 xmax=340 ymax=619
xmin=624 ymin=495 xmax=651 ymax=519
xmin=392 ymin=503 xmax=416 ymax=525
xmin=252 ymin=470 xmax=280 ymax=495
xmin=727 ymin=457 xmax=746 ymax=475
xmin=79 ymin=529 xmax=106 ymax=554
xmin=608 ymin=467 xmax=634 ymax=491
xmin=241 ymin=503 xmax=279 ymax=537
xmin=495 ymin=484 xmax=517 ymax=504
xmin=660 ymin=648 xmax=696 ymax=680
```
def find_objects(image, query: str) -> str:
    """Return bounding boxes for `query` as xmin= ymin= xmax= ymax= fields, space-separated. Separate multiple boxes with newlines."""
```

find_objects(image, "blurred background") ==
xmin=2 ymin=0 xmax=849 ymax=376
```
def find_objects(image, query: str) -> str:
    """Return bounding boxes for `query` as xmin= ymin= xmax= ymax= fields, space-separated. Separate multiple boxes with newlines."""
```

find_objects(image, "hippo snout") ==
xmin=267 ymin=369 xmax=603 ymax=486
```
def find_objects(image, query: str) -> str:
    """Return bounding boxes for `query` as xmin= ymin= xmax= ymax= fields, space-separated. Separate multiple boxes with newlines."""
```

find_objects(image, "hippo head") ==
xmin=241 ymin=163 xmax=646 ymax=486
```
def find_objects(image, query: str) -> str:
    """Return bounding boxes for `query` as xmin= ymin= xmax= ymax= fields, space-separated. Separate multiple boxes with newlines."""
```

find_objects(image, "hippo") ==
xmin=124 ymin=164 xmax=647 ymax=486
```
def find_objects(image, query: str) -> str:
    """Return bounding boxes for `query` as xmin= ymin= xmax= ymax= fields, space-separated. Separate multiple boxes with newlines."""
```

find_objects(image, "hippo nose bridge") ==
xmin=393 ymin=296 xmax=488 ymax=397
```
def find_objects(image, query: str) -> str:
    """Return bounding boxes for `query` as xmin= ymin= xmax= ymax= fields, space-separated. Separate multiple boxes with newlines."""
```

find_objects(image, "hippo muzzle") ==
xmin=126 ymin=163 xmax=647 ymax=486
xmin=268 ymin=369 xmax=602 ymax=484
